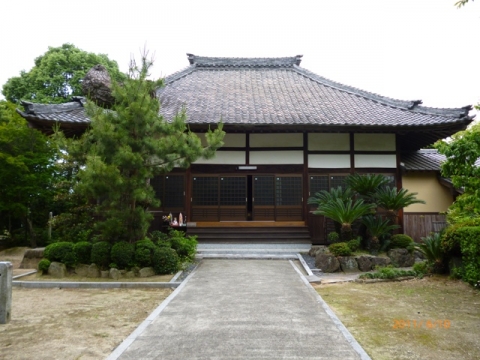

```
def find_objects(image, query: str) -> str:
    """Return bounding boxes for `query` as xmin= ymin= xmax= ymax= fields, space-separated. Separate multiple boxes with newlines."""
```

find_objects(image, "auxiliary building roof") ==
xmin=18 ymin=54 xmax=474 ymax=149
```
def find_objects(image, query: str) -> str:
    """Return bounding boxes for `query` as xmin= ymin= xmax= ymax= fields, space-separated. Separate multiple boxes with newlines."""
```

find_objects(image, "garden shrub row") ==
xmin=42 ymin=230 xmax=197 ymax=275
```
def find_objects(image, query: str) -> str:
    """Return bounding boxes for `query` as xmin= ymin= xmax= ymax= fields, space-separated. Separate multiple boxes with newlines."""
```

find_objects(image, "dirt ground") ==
xmin=315 ymin=277 xmax=480 ymax=360
xmin=0 ymin=248 xmax=172 ymax=360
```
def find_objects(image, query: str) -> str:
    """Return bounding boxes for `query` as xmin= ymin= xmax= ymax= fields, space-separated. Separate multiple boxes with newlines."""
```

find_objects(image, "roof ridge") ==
xmin=292 ymin=65 xmax=420 ymax=110
xmin=186 ymin=54 xmax=303 ymax=68
xmin=293 ymin=65 xmax=473 ymax=117
xmin=20 ymin=97 xmax=85 ymax=115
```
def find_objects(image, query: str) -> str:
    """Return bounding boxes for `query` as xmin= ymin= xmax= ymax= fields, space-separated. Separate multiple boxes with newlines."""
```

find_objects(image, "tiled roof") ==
xmin=402 ymin=149 xmax=480 ymax=171
xmin=159 ymin=55 xmax=472 ymax=130
xmin=401 ymin=149 xmax=446 ymax=171
xmin=18 ymin=54 xmax=474 ymax=149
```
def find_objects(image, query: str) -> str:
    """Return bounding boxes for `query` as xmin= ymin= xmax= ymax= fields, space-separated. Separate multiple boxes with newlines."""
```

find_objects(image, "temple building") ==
xmin=18 ymin=54 xmax=474 ymax=243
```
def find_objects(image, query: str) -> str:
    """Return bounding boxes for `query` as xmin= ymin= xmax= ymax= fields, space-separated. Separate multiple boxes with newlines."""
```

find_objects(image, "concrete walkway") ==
xmin=108 ymin=260 xmax=370 ymax=360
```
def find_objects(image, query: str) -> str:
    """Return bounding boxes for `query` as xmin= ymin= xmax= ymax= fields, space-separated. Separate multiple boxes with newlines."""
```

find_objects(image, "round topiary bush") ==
xmin=152 ymin=247 xmax=179 ymax=274
xmin=388 ymin=234 xmax=414 ymax=251
xmin=110 ymin=241 xmax=135 ymax=269
xmin=73 ymin=241 xmax=92 ymax=264
xmin=347 ymin=238 xmax=361 ymax=252
xmin=134 ymin=239 xmax=156 ymax=267
xmin=38 ymin=259 xmax=51 ymax=273
xmin=328 ymin=242 xmax=352 ymax=256
xmin=91 ymin=241 xmax=111 ymax=269
xmin=44 ymin=242 xmax=76 ymax=267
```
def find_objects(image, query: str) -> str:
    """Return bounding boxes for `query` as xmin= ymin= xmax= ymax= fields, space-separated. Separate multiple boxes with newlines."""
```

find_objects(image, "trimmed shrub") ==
xmin=388 ymin=234 xmax=414 ymax=252
xmin=73 ymin=241 xmax=92 ymax=264
xmin=134 ymin=239 xmax=156 ymax=267
xmin=91 ymin=241 xmax=111 ymax=269
xmin=413 ymin=261 xmax=430 ymax=276
xmin=38 ymin=259 xmax=51 ymax=273
xmin=458 ymin=226 xmax=480 ymax=287
xmin=170 ymin=235 xmax=197 ymax=261
xmin=327 ymin=232 xmax=340 ymax=244
xmin=44 ymin=242 xmax=76 ymax=267
xmin=359 ymin=265 xmax=417 ymax=279
xmin=328 ymin=242 xmax=352 ymax=257
xmin=347 ymin=238 xmax=361 ymax=252
xmin=152 ymin=247 xmax=179 ymax=274
xmin=150 ymin=230 xmax=170 ymax=245
xmin=111 ymin=241 xmax=135 ymax=269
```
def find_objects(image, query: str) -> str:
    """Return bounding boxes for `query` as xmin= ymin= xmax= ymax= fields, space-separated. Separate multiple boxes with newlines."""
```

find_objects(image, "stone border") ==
xmin=289 ymin=260 xmax=372 ymax=360
xmin=13 ymin=281 xmax=181 ymax=289
xmin=354 ymin=276 xmax=416 ymax=284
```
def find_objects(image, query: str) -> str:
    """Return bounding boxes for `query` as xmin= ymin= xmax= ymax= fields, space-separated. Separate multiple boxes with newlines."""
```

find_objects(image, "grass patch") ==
xmin=315 ymin=276 xmax=480 ymax=360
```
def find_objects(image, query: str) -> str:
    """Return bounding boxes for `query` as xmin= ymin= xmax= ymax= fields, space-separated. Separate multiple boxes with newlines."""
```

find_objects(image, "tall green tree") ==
xmin=436 ymin=122 xmax=480 ymax=223
xmin=72 ymin=55 xmax=225 ymax=243
xmin=2 ymin=43 xmax=125 ymax=104
xmin=0 ymin=101 xmax=57 ymax=247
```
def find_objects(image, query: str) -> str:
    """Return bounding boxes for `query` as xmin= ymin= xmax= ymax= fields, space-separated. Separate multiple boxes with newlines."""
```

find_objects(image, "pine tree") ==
xmin=74 ymin=54 xmax=225 ymax=243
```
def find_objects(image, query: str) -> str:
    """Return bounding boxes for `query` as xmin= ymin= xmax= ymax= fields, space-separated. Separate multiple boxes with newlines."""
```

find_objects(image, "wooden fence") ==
xmin=403 ymin=213 xmax=447 ymax=242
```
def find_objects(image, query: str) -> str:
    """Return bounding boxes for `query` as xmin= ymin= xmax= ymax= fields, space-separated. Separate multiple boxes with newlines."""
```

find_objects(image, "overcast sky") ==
xmin=1 ymin=0 xmax=479 ymax=115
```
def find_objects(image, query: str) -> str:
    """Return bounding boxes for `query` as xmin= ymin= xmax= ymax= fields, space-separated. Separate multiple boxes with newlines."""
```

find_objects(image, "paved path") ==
xmin=108 ymin=260 xmax=370 ymax=359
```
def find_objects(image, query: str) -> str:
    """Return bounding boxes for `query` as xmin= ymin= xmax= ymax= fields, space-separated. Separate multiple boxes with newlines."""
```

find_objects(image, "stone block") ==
xmin=315 ymin=254 xmax=340 ymax=273
xmin=87 ymin=264 xmax=100 ymax=278
xmin=338 ymin=256 xmax=359 ymax=273
xmin=370 ymin=256 xmax=392 ymax=268
xmin=139 ymin=267 xmax=155 ymax=278
xmin=109 ymin=268 xmax=121 ymax=280
xmin=356 ymin=256 xmax=373 ymax=272
xmin=75 ymin=264 xmax=90 ymax=277
xmin=308 ymin=246 xmax=328 ymax=257
xmin=48 ymin=262 xmax=67 ymax=278
xmin=0 ymin=262 xmax=13 ymax=324
xmin=388 ymin=249 xmax=415 ymax=267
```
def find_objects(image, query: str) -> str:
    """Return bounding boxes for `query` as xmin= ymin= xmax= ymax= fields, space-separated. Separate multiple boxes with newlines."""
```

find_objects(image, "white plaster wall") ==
xmin=308 ymin=154 xmax=351 ymax=168
xmin=250 ymin=133 xmax=303 ymax=147
xmin=250 ymin=151 xmax=303 ymax=164
xmin=193 ymin=151 xmax=246 ymax=165
xmin=354 ymin=133 xmax=396 ymax=151
xmin=354 ymin=154 xmax=396 ymax=168
xmin=308 ymin=133 xmax=350 ymax=151
xmin=196 ymin=133 xmax=245 ymax=147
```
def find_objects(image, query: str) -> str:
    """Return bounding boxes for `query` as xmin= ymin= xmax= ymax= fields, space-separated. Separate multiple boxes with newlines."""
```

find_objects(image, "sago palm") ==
xmin=344 ymin=173 xmax=390 ymax=201
xmin=307 ymin=186 xmax=354 ymax=206
xmin=362 ymin=215 xmax=400 ymax=253
xmin=416 ymin=233 xmax=446 ymax=273
xmin=375 ymin=186 xmax=425 ymax=219
xmin=315 ymin=198 xmax=376 ymax=241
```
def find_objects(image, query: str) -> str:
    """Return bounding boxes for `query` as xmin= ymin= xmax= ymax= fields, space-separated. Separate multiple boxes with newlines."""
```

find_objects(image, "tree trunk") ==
xmin=340 ymin=224 xmax=353 ymax=242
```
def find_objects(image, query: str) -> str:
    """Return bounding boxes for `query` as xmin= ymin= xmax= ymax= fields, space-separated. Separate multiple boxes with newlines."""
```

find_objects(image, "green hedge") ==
xmin=111 ymin=241 xmax=135 ymax=269
xmin=170 ymin=235 xmax=197 ymax=261
xmin=91 ymin=241 xmax=111 ymax=269
xmin=135 ymin=239 xmax=157 ymax=267
xmin=152 ymin=247 xmax=179 ymax=274
xmin=457 ymin=226 xmax=480 ymax=287
xmin=44 ymin=242 xmax=76 ymax=267
xmin=73 ymin=241 xmax=92 ymax=264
